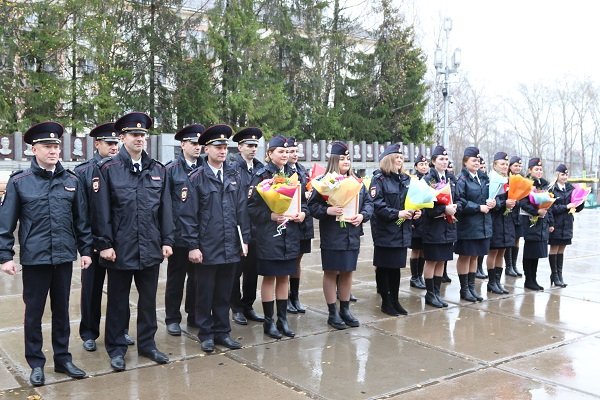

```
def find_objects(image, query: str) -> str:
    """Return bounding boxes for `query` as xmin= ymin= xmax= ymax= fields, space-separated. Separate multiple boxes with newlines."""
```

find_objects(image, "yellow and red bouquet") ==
xmin=312 ymin=172 xmax=362 ymax=227
xmin=256 ymin=172 xmax=300 ymax=214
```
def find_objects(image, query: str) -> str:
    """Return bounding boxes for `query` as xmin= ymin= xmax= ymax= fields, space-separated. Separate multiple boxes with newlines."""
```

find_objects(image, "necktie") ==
xmin=217 ymin=169 xmax=222 ymax=182
xmin=474 ymin=175 xmax=480 ymax=185
xmin=441 ymin=175 xmax=446 ymax=184
xmin=191 ymin=163 xmax=196 ymax=170
xmin=133 ymin=163 xmax=140 ymax=173
xmin=248 ymin=167 xmax=253 ymax=175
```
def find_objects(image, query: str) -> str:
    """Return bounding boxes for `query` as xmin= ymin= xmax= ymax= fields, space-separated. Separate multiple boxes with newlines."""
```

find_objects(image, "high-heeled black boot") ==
xmin=262 ymin=301 xmax=282 ymax=339
xmin=459 ymin=274 xmax=477 ymax=302
xmin=504 ymin=247 xmax=517 ymax=277
xmin=475 ymin=256 xmax=488 ymax=279
xmin=513 ymin=246 xmax=523 ymax=277
xmin=442 ymin=261 xmax=452 ymax=283
xmin=556 ymin=253 xmax=568 ymax=287
xmin=495 ymin=267 xmax=509 ymax=294
xmin=468 ymin=272 xmax=483 ymax=301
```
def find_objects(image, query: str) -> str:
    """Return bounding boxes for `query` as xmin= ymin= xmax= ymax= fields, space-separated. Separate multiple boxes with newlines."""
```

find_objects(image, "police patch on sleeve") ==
xmin=92 ymin=177 xmax=100 ymax=193
xmin=248 ymin=186 xmax=254 ymax=199
xmin=370 ymin=186 xmax=377 ymax=198
xmin=181 ymin=187 xmax=188 ymax=202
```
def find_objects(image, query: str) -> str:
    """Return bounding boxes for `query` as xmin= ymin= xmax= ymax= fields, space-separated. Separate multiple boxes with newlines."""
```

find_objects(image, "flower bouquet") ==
xmin=312 ymin=172 xmax=362 ymax=227
xmin=488 ymin=170 xmax=508 ymax=200
xmin=434 ymin=182 xmax=456 ymax=223
xmin=397 ymin=178 xmax=437 ymax=225
xmin=528 ymin=191 xmax=555 ymax=226
xmin=256 ymin=172 xmax=300 ymax=236
xmin=504 ymin=174 xmax=534 ymax=215
xmin=569 ymin=184 xmax=591 ymax=214
xmin=306 ymin=163 xmax=326 ymax=192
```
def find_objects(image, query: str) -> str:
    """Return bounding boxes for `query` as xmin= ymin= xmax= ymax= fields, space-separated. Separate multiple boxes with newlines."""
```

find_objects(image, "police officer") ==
xmin=91 ymin=112 xmax=174 ymax=371
xmin=164 ymin=124 xmax=205 ymax=336
xmin=75 ymin=123 xmax=135 ymax=352
xmin=0 ymin=122 xmax=92 ymax=386
xmin=180 ymin=125 xmax=250 ymax=352
xmin=229 ymin=127 xmax=265 ymax=325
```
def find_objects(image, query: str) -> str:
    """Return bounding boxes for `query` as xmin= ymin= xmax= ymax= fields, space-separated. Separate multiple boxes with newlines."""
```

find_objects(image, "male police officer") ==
xmin=180 ymin=125 xmax=250 ymax=352
xmin=91 ymin=112 xmax=174 ymax=371
xmin=75 ymin=122 xmax=135 ymax=352
xmin=229 ymin=127 xmax=264 ymax=325
xmin=164 ymin=123 xmax=204 ymax=336
xmin=0 ymin=122 xmax=92 ymax=386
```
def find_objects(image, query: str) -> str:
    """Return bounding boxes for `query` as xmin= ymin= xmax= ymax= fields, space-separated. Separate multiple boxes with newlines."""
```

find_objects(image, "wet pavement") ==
xmin=1 ymin=209 xmax=600 ymax=399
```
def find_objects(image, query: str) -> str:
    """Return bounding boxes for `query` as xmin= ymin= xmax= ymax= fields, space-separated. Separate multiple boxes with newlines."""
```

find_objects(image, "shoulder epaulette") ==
xmin=188 ymin=166 xmax=204 ymax=179
xmin=255 ymin=166 xmax=268 ymax=176
xmin=66 ymin=169 xmax=78 ymax=177
xmin=153 ymin=159 xmax=165 ymax=168
xmin=10 ymin=169 xmax=23 ymax=178
xmin=97 ymin=156 xmax=113 ymax=168
xmin=165 ymin=160 xmax=175 ymax=168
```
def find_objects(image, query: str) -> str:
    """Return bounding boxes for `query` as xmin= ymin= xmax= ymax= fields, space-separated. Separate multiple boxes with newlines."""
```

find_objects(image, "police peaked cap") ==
xmin=199 ymin=124 xmax=232 ymax=146
xmin=233 ymin=127 xmax=262 ymax=145
xmin=175 ymin=124 xmax=205 ymax=142
xmin=24 ymin=121 xmax=63 ymax=145
xmin=90 ymin=122 xmax=119 ymax=143
xmin=115 ymin=112 xmax=152 ymax=135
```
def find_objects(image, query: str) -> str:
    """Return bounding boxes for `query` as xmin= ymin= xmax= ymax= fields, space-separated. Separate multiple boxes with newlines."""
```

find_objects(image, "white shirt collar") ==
xmin=207 ymin=163 xmax=223 ymax=178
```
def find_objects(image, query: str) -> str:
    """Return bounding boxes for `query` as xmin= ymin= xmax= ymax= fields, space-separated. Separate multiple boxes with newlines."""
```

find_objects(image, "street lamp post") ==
xmin=434 ymin=18 xmax=461 ymax=149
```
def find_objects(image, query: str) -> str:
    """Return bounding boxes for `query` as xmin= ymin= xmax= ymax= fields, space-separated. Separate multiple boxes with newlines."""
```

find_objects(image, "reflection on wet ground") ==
xmin=1 ymin=210 xmax=600 ymax=399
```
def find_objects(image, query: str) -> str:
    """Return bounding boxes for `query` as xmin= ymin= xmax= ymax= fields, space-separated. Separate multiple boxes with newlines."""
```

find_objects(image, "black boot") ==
xmin=409 ymin=258 xmax=425 ymax=289
xmin=459 ymin=274 xmax=477 ymax=302
xmin=377 ymin=268 xmax=399 ymax=315
xmin=327 ymin=302 xmax=347 ymax=330
xmin=417 ymin=257 xmax=426 ymax=288
xmin=339 ymin=301 xmax=360 ymax=327
xmin=276 ymin=299 xmax=295 ymax=337
xmin=425 ymin=278 xmax=443 ymax=308
xmin=262 ymin=301 xmax=282 ymax=339
xmin=337 ymin=275 xmax=357 ymax=302
xmin=524 ymin=259 xmax=543 ymax=291
xmin=549 ymin=254 xmax=561 ymax=287
xmin=475 ymin=256 xmax=488 ymax=279
xmin=389 ymin=269 xmax=408 ymax=315
xmin=287 ymin=298 xmax=298 ymax=314
xmin=513 ymin=246 xmax=523 ymax=277
xmin=468 ymin=272 xmax=483 ymax=301
xmin=557 ymin=253 xmax=568 ymax=287
xmin=289 ymin=277 xmax=306 ymax=312
xmin=504 ymin=248 xmax=517 ymax=277
xmin=487 ymin=268 xmax=503 ymax=294
xmin=442 ymin=261 xmax=452 ymax=283
xmin=433 ymin=276 xmax=448 ymax=307
xmin=495 ymin=267 xmax=509 ymax=294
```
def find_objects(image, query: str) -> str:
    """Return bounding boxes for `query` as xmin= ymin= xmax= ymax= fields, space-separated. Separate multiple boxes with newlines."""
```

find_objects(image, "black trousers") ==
xmin=231 ymin=243 xmax=259 ymax=313
xmin=79 ymin=252 xmax=106 ymax=341
xmin=165 ymin=247 xmax=196 ymax=325
xmin=195 ymin=263 xmax=236 ymax=341
xmin=105 ymin=265 xmax=159 ymax=358
xmin=22 ymin=263 xmax=73 ymax=368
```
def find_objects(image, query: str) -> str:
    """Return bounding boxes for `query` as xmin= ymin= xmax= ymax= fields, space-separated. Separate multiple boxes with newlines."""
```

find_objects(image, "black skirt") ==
xmin=423 ymin=243 xmax=454 ymax=262
xmin=257 ymin=258 xmax=296 ymax=276
xmin=299 ymin=239 xmax=312 ymax=254
xmin=548 ymin=238 xmax=571 ymax=246
xmin=373 ymin=246 xmax=407 ymax=269
xmin=321 ymin=249 xmax=359 ymax=272
xmin=523 ymin=240 xmax=548 ymax=259
xmin=454 ymin=239 xmax=490 ymax=256
xmin=410 ymin=237 xmax=423 ymax=250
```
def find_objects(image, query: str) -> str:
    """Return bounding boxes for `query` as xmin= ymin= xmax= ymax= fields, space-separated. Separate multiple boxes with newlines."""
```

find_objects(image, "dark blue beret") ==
xmin=175 ymin=124 xmax=205 ymax=142
xmin=199 ymin=124 xmax=232 ymax=146
xmin=286 ymin=137 xmax=298 ymax=147
xmin=556 ymin=163 xmax=568 ymax=174
xmin=380 ymin=144 xmax=402 ymax=161
xmin=24 ymin=121 xmax=63 ymax=145
xmin=331 ymin=141 xmax=349 ymax=156
xmin=233 ymin=127 xmax=262 ymax=145
xmin=89 ymin=122 xmax=119 ymax=142
xmin=115 ymin=112 xmax=152 ymax=134
xmin=509 ymin=156 xmax=522 ymax=166
xmin=432 ymin=145 xmax=447 ymax=157
xmin=463 ymin=146 xmax=480 ymax=158
xmin=267 ymin=135 xmax=289 ymax=148
xmin=414 ymin=153 xmax=427 ymax=166
xmin=493 ymin=151 xmax=509 ymax=161
xmin=528 ymin=157 xmax=542 ymax=169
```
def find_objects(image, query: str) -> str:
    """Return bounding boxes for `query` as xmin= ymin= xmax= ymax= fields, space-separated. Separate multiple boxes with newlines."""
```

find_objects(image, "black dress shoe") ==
xmin=215 ymin=336 xmax=242 ymax=350
xmin=124 ymin=333 xmax=135 ymax=346
xmin=30 ymin=367 xmax=44 ymax=386
xmin=232 ymin=312 xmax=248 ymax=325
xmin=166 ymin=323 xmax=181 ymax=336
xmin=201 ymin=339 xmax=214 ymax=353
xmin=110 ymin=355 xmax=125 ymax=372
xmin=243 ymin=309 xmax=265 ymax=322
xmin=139 ymin=349 xmax=169 ymax=364
xmin=82 ymin=339 xmax=96 ymax=352
xmin=54 ymin=361 xmax=86 ymax=379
